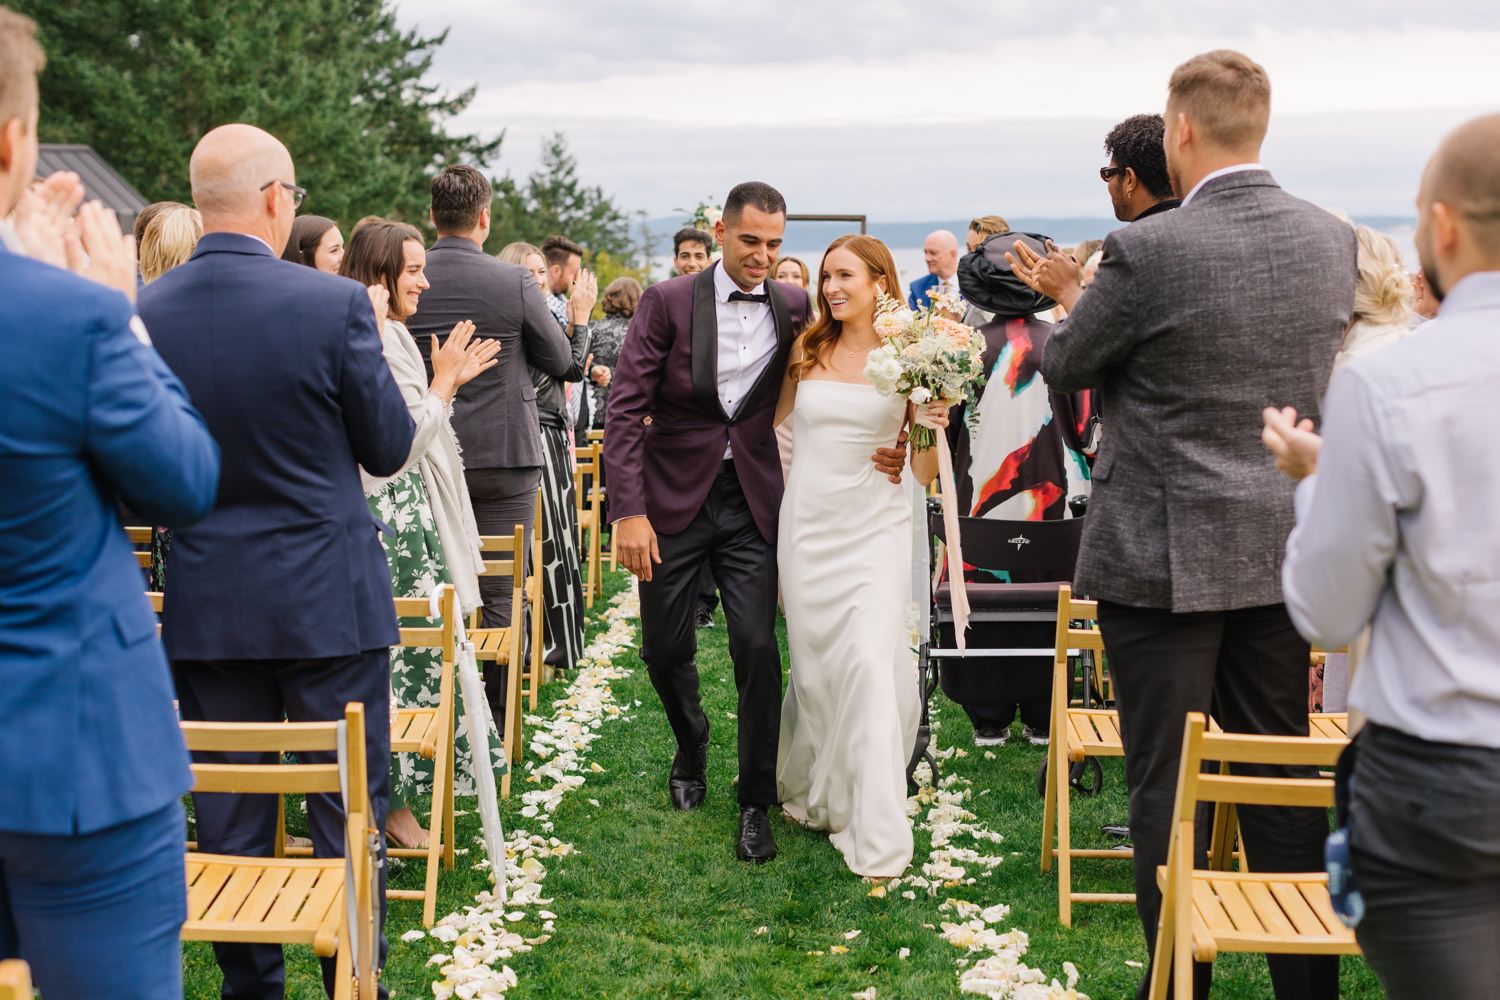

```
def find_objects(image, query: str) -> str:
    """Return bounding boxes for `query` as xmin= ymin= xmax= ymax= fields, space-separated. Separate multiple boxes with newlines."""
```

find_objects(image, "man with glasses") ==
xmin=139 ymin=122 xmax=414 ymax=999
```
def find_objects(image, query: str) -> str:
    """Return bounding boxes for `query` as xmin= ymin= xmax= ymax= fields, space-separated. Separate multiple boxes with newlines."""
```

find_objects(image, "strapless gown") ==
xmin=776 ymin=379 xmax=920 ymax=877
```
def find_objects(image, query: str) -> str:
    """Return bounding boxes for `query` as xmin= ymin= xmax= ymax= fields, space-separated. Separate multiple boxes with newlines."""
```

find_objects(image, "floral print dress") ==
xmin=370 ymin=468 xmax=507 ymax=806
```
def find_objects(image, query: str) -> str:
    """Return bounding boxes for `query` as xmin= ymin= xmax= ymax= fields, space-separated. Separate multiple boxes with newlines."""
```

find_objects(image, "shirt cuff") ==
xmin=1293 ymin=472 xmax=1318 ymax=522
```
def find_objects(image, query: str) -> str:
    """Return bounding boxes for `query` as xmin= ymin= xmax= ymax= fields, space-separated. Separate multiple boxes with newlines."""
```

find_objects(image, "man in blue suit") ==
xmin=907 ymin=229 xmax=960 ymax=309
xmin=139 ymin=123 xmax=414 ymax=999
xmin=0 ymin=10 xmax=220 ymax=997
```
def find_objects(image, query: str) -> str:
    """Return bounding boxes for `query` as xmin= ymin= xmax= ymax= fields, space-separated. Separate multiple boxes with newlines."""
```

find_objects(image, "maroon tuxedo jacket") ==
xmin=605 ymin=264 xmax=811 ymax=543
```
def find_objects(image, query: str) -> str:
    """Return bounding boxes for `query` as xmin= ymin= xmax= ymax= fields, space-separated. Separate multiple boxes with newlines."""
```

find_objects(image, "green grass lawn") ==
xmin=184 ymin=569 xmax=1382 ymax=998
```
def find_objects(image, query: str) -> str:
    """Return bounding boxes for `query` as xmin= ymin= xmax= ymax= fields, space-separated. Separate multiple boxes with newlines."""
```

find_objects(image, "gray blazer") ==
xmin=1041 ymin=169 xmax=1356 ymax=612
xmin=408 ymin=236 xmax=575 ymax=470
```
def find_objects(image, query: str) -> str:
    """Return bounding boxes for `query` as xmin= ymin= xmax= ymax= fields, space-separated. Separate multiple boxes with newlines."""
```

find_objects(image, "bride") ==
xmin=774 ymin=235 xmax=949 ymax=878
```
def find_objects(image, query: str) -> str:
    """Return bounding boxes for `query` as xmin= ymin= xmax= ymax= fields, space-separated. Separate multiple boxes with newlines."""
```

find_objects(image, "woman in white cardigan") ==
xmin=342 ymin=220 xmax=503 ymax=849
xmin=1334 ymin=224 xmax=1415 ymax=375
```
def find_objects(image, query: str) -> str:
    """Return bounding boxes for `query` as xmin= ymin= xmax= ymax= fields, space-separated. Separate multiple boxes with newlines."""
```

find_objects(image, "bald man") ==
xmin=139 ymin=123 xmax=413 ymax=998
xmin=908 ymin=229 xmax=959 ymax=309
xmin=1268 ymin=113 xmax=1500 ymax=1000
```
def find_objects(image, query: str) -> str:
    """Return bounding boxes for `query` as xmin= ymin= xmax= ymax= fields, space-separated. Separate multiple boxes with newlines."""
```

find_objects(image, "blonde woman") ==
xmin=1335 ymin=225 xmax=1414 ymax=373
xmin=138 ymin=203 xmax=202 ymax=283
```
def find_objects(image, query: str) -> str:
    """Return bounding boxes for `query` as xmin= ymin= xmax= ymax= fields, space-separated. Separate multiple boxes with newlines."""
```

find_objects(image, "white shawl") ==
xmin=361 ymin=320 xmax=485 ymax=615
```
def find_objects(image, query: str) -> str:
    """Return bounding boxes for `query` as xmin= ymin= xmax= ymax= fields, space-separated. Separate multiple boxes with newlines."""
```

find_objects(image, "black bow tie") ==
xmin=728 ymin=290 xmax=769 ymax=304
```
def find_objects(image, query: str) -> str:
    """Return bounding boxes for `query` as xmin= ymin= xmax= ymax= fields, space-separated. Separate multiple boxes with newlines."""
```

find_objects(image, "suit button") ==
xmin=643 ymin=416 xmax=653 ymax=427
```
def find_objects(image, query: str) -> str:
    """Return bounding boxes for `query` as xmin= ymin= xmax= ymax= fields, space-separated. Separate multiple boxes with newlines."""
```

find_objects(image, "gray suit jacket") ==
xmin=1041 ymin=169 xmax=1356 ymax=612
xmin=408 ymin=235 xmax=575 ymax=470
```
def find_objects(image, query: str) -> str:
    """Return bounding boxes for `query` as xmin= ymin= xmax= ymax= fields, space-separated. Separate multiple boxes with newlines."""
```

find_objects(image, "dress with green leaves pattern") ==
xmin=370 ymin=468 xmax=507 ymax=808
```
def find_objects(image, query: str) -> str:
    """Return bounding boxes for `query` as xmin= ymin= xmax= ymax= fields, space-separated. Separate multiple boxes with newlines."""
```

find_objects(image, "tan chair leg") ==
xmin=1041 ymin=729 xmax=1058 ymax=874
xmin=1058 ymin=746 xmax=1073 ymax=928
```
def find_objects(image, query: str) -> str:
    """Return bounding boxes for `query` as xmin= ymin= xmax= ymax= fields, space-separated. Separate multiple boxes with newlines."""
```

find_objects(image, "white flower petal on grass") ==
xmin=898 ymin=947 xmax=911 ymax=960
xmin=400 ymin=929 xmax=427 ymax=943
xmin=844 ymin=929 xmax=862 ymax=941
xmin=754 ymin=926 xmax=769 ymax=936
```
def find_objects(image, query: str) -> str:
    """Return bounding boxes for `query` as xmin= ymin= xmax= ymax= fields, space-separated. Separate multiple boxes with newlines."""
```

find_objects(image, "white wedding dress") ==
xmin=776 ymin=379 xmax=921 ymax=877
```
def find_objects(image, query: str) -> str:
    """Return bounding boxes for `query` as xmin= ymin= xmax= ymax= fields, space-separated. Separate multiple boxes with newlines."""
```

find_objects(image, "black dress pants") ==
xmin=638 ymin=462 xmax=781 ymax=807
xmin=1351 ymin=723 xmax=1500 ymax=1000
xmin=172 ymin=650 xmax=392 ymax=1000
xmin=465 ymin=465 xmax=540 ymax=721
xmin=1098 ymin=601 xmax=1335 ymax=1000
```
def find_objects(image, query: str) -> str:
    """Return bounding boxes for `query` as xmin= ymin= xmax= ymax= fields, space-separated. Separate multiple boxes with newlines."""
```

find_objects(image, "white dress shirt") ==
xmin=1282 ymin=271 xmax=1500 ymax=747
xmin=713 ymin=261 xmax=779 ymax=457
xmin=1180 ymin=162 xmax=1262 ymax=207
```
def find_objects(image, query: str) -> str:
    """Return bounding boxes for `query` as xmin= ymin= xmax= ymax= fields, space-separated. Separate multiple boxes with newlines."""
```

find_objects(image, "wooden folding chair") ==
xmin=573 ymin=442 xmax=604 ymax=608
xmin=466 ymin=528 xmax=527 ymax=799
xmin=1039 ymin=585 xmax=1134 ymax=925
xmin=525 ymin=493 xmax=546 ymax=703
xmin=125 ymin=524 xmax=153 ymax=570
xmin=386 ymin=584 xmax=458 ymax=926
xmin=181 ymin=703 xmax=378 ymax=1000
xmin=1150 ymin=713 xmax=1359 ymax=999
xmin=0 ymin=960 xmax=32 ymax=1000
xmin=585 ymin=429 xmax=614 ymax=571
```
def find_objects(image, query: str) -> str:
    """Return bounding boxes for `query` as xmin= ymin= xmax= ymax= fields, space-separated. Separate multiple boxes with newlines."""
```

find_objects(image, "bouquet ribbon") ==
xmin=935 ymin=433 xmax=971 ymax=649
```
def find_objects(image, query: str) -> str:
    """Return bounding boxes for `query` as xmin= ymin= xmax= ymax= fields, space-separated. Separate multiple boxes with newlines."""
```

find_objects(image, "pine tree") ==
xmin=19 ymin=0 xmax=502 ymax=228
xmin=490 ymin=131 xmax=640 ymax=263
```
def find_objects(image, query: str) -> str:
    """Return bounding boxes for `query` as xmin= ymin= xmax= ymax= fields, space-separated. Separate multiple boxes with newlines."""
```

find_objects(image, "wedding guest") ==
xmin=140 ymin=123 xmax=414 ymax=998
xmin=773 ymin=255 xmax=809 ymax=289
xmin=280 ymin=213 xmax=344 ymax=273
xmin=1072 ymin=239 xmax=1103 ymax=266
xmin=407 ymin=165 xmax=576 ymax=721
xmin=0 ymin=12 xmax=218 ymax=996
xmin=1266 ymin=112 xmax=1500 ymax=1000
xmin=342 ymin=220 xmax=507 ymax=849
xmin=908 ymin=229 xmax=959 ymax=309
xmin=673 ymin=226 xmax=713 ymax=276
xmin=534 ymin=233 xmax=594 ymax=673
xmin=1081 ymin=250 xmax=1103 ymax=287
xmin=947 ymin=232 xmax=1094 ymax=747
xmin=1102 ymin=113 xmax=1182 ymax=224
xmin=1037 ymin=51 xmax=1354 ymax=1000
xmin=138 ymin=201 xmax=201 ymax=284
xmin=1334 ymin=224 xmax=1413 ymax=373
xmin=132 ymin=199 xmax=187 ymax=250
xmin=498 ymin=239 xmax=547 ymax=290
xmin=967 ymin=215 xmax=1010 ymax=253
xmin=589 ymin=276 xmax=639 ymax=431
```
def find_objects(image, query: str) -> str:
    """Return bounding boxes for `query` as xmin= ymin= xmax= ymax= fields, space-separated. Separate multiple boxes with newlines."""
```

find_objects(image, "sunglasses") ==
xmin=1100 ymin=166 xmax=1130 ymax=182
xmin=260 ymin=179 xmax=307 ymax=209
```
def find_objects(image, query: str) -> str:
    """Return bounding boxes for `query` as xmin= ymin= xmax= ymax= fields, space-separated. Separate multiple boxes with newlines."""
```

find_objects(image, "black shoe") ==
xmin=973 ymin=724 xmax=1009 ymax=748
xmin=669 ymin=738 xmax=708 ymax=811
xmin=737 ymin=806 xmax=777 ymax=863
xmin=695 ymin=606 xmax=716 ymax=629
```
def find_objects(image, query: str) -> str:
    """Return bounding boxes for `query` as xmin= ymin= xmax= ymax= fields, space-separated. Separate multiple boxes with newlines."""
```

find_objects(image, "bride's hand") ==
xmin=913 ymin=400 xmax=953 ymax=430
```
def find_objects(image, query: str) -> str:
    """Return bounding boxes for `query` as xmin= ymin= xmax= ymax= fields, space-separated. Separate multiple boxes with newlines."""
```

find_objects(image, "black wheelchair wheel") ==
xmin=1035 ymin=756 xmax=1105 ymax=799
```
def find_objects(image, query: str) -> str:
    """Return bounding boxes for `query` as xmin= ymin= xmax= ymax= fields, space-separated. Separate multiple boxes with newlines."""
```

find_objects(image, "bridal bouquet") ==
xmin=863 ymin=290 xmax=986 ymax=451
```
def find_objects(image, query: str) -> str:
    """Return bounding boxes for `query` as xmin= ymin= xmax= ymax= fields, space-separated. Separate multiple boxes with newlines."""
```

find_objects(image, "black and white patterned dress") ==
xmin=537 ymin=293 xmax=586 ymax=672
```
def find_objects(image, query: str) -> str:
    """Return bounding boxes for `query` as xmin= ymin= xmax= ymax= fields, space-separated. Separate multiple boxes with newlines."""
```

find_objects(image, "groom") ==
xmin=606 ymin=182 xmax=904 ymax=862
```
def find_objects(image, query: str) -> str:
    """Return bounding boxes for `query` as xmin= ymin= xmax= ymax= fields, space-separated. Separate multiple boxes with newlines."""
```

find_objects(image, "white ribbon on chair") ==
xmin=435 ymin=588 xmax=508 ymax=902
xmin=935 ymin=434 xmax=971 ymax=649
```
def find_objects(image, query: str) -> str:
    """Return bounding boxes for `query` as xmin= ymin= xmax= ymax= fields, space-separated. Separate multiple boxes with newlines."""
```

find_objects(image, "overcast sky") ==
xmin=392 ymin=1 xmax=1500 ymax=222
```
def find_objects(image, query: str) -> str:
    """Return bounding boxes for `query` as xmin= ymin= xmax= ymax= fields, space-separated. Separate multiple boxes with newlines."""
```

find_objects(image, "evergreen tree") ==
xmin=19 ymin=0 xmax=501 ymax=228
xmin=490 ymin=131 xmax=641 ymax=264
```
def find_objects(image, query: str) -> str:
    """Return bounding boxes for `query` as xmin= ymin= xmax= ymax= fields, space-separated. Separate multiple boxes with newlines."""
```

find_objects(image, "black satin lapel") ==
xmin=734 ymin=280 xmax=795 ymax=422
xmin=691 ymin=266 xmax=728 ymax=420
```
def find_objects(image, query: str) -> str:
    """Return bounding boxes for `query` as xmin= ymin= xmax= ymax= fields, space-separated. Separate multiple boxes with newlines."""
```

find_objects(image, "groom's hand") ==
xmin=872 ymin=429 xmax=909 ymax=485
xmin=615 ymin=515 xmax=662 ymax=582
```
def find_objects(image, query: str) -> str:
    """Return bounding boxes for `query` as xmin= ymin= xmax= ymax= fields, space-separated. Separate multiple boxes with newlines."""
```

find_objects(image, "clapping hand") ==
xmin=11 ymin=171 xmax=85 ymax=269
xmin=1006 ymin=239 xmax=1083 ymax=312
xmin=1261 ymin=406 xmax=1321 ymax=480
xmin=67 ymin=201 xmax=139 ymax=305
xmin=567 ymin=269 xmax=598 ymax=325
xmin=366 ymin=284 xmax=390 ymax=325
xmin=591 ymin=364 xmax=612 ymax=387
xmin=430 ymin=320 xmax=499 ymax=402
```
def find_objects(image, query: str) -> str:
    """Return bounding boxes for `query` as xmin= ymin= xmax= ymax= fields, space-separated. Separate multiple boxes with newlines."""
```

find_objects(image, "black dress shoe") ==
xmin=669 ymin=739 xmax=708 ymax=811
xmin=737 ymin=806 xmax=777 ymax=863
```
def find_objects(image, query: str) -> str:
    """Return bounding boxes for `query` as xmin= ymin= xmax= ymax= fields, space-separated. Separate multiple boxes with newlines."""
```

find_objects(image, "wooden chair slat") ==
xmin=237 ymin=865 xmax=294 ymax=925
xmin=191 ymin=764 xmax=341 ymax=795
xmin=186 ymin=863 xmax=236 ymax=917
xmin=182 ymin=722 xmax=338 ymax=754
xmin=1208 ymin=878 xmax=1262 ymax=933
xmin=1194 ymin=774 xmax=1334 ymax=809
xmin=396 ymin=627 xmax=445 ymax=648
xmin=1199 ymin=732 xmax=1346 ymax=768
xmin=201 ymin=865 xmax=265 ymax=923
xmin=1240 ymin=880 xmax=1297 ymax=937
xmin=262 ymin=866 xmax=323 ymax=924
xmin=1191 ymin=878 xmax=1236 ymax=933
xmin=295 ymin=869 xmax=345 ymax=938
xmin=1269 ymin=879 xmax=1328 ymax=938
xmin=1297 ymin=879 xmax=1347 ymax=935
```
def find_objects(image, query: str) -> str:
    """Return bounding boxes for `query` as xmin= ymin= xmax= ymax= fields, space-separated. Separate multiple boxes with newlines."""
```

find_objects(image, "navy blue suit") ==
xmin=0 ymin=245 xmax=219 ymax=998
xmin=140 ymin=232 xmax=413 ymax=998
xmin=907 ymin=272 xmax=940 ymax=310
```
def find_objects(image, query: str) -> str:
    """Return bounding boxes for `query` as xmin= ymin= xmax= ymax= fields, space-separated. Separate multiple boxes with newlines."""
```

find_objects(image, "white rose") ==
xmin=908 ymin=386 xmax=932 ymax=404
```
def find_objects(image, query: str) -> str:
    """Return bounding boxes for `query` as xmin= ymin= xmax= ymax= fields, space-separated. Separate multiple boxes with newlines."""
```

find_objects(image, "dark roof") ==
xmin=36 ymin=144 xmax=149 ymax=224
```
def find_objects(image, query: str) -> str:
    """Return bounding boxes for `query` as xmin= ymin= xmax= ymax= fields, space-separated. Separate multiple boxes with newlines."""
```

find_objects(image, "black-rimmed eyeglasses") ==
xmin=1099 ymin=166 xmax=1127 ymax=182
xmin=260 ymin=180 xmax=306 ymax=209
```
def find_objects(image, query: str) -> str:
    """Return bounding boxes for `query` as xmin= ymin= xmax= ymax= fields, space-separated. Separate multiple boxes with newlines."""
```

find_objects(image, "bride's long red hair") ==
xmin=788 ymin=234 xmax=903 ymax=383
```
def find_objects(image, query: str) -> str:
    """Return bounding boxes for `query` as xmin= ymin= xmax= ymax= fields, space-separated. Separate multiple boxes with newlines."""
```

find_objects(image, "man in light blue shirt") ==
xmin=1264 ymin=111 xmax=1500 ymax=1000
